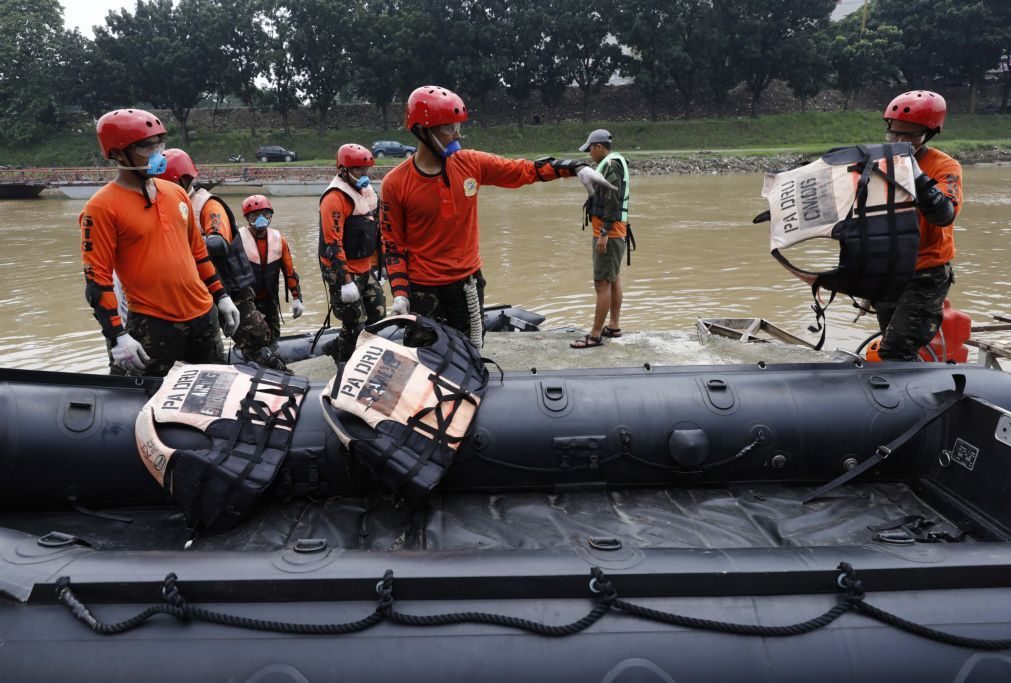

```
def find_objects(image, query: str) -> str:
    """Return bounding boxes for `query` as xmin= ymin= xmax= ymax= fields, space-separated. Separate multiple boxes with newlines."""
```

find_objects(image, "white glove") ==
xmin=111 ymin=333 xmax=150 ymax=373
xmin=391 ymin=295 xmax=410 ymax=316
xmin=576 ymin=166 xmax=617 ymax=195
xmin=217 ymin=295 xmax=240 ymax=337
xmin=291 ymin=298 xmax=304 ymax=319
xmin=340 ymin=281 xmax=361 ymax=303
xmin=909 ymin=152 xmax=923 ymax=178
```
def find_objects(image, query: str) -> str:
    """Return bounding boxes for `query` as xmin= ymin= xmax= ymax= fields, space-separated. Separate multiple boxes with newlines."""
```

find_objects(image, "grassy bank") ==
xmin=2 ymin=111 xmax=1008 ymax=167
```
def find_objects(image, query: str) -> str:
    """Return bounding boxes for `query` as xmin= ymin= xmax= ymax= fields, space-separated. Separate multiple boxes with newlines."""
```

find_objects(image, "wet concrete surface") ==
xmin=289 ymin=328 xmax=834 ymax=382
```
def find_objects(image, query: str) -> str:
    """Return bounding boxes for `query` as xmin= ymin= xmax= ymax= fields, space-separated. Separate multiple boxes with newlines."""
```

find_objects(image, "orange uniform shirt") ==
xmin=380 ymin=150 xmax=569 ymax=296
xmin=200 ymin=197 xmax=234 ymax=242
xmin=319 ymin=190 xmax=376 ymax=276
xmin=80 ymin=179 xmax=223 ymax=335
xmin=915 ymin=146 xmax=962 ymax=270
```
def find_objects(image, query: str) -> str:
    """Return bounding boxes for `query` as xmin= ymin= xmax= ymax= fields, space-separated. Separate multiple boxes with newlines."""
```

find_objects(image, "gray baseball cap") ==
xmin=579 ymin=129 xmax=612 ymax=152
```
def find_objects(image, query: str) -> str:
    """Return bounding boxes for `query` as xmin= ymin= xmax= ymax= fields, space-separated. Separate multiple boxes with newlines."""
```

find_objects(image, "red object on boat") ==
xmin=864 ymin=299 xmax=970 ymax=363
xmin=921 ymin=299 xmax=971 ymax=363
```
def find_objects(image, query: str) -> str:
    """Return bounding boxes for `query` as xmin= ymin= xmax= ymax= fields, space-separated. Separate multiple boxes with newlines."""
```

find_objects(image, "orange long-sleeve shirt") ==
xmin=319 ymin=190 xmax=376 ymax=277
xmin=80 ymin=179 xmax=223 ymax=338
xmin=380 ymin=150 xmax=571 ymax=297
xmin=200 ymin=196 xmax=235 ymax=242
xmin=914 ymin=146 xmax=962 ymax=270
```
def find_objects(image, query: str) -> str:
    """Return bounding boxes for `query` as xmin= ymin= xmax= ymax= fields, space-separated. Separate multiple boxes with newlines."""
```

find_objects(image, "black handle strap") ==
xmin=803 ymin=373 xmax=966 ymax=503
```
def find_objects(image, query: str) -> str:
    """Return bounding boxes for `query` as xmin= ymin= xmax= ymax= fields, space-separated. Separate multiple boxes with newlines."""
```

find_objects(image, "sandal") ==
xmin=602 ymin=326 xmax=622 ymax=338
xmin=570 ymin=334 xmax=603 ymax=349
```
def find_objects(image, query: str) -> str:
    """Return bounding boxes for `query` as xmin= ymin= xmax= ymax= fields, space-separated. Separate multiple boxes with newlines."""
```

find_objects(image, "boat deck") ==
xmin=0 ymin=481 xmax=963 ymax=553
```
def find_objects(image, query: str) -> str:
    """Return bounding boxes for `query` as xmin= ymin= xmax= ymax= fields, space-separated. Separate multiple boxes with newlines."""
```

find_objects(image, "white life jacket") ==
xmin=135 ymin=362 xmax=308 ymax=531
xmin=320 ymin=315 xmax=488 ymax=500
xmin=755 ymin=143 xmax=921 ymax=348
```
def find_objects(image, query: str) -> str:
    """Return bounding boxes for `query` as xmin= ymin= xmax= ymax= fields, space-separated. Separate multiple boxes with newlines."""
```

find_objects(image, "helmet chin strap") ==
xmin=411 ymin=125 xmax=451 ymax=186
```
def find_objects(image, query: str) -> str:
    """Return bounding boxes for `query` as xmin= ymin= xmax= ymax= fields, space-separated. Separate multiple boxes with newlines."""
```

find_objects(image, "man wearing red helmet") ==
xmin=381 ymin=85 xmax=616 ymax=346
xmin=80 ymin=109 xmax=241 ymax=377
xmin=158 ymin=149 xmax=285 ymax=370
xmin=873 ymin=90 xmax=962 ymax=361
xmin=318 ymin=143 xmax=386 ymax=361
xmin=238 ymin=195 xmax=303 ymax=342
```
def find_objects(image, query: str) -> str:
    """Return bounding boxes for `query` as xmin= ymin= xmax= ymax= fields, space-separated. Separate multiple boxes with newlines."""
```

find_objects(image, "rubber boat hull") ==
xmin=227 ymin=305 xmax=545 ymax=364
xmin=1 ymin=362 xmax=1009 ymax=508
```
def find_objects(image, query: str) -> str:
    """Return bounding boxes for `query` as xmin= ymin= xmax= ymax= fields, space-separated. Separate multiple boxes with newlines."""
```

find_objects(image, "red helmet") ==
xmin=405 ymin=85 xmax=468 ymax=130
xmin=337 ymin=144 xmax=374 ymax=169
xmin=242 ymin=194 xmax=273 ymax=216
xmin=883 ymin=90 xmax=947 ymax=132
xmin=96 ymin=109 xmax=167 ymax=159
xmin=159 ymin=149 xmax=198 ymax=184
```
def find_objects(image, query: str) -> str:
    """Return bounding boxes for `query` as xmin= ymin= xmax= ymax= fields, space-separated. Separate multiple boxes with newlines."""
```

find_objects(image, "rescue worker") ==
xmin=873 ymin=91 xmax=962 ymax=361
xmin=158 ymin=149 xmax=287 ymax=370
xmin=318 ymin=143 xmax=386 ymax=362
xmin=571 ymin=129 xmax=631 ymax=349
xmin=381 ymin=85 xmax=616 ymax=347
xmin=239 ymin=195 xmax=303 ymax=342
xmin=80 ymin=108 xmax=241 ymax=377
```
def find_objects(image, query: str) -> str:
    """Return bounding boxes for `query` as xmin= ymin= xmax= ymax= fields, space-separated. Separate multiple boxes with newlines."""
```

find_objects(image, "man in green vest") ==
xmin=571 ymin=129 xmax=632 ymax=349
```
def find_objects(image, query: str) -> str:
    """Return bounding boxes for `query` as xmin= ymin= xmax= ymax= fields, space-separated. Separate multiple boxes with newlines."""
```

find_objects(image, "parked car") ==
xmin=371 ymin=140 xmax=416 ymax=158
xmin=256 ymin=145 xmax=297 ymax=162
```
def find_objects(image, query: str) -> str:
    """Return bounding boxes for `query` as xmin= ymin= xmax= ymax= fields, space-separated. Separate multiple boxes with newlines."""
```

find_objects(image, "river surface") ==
xmin=1 ymin=166 xmax=1008 ymax=374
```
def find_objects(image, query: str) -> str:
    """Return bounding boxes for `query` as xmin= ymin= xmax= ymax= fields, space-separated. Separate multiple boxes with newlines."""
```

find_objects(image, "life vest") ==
xmin=587 ymin=152 xmax=630 ymax=223
xmin=585 ymin=152 xmax=636 ymax=264
xmin=190 ymin=189 xmax=255 ymax=293
xmin=320 ymin=315 xmax=488 ymax=500
xmin=319 ymin=175 xmax=379 ymax=261
xmin=754 ymin=143 xmax=920 ymax=349
xmin=135 ymin=362 xmax=309 ymax=532
xmin=239 ymin=226 xmax=284 ymax=300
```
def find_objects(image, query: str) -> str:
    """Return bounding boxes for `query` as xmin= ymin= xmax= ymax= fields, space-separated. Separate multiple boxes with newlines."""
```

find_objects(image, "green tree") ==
xmin=0 ymin=0 xmax=64 ymax=143
xmin=350 ymin=0 xmax=401 ymax=130
xmin=874 ymin=0 xmax=1010 ymax=113
xmin=614 ymin=0 xmax=678 ymax=120
xmin=94 ymin=0 xmax=230 ymax=144
xmin=548 ymin=0 xmax=624 ymax=122
xmin=447 ymin=0 xmax=505 ymax=126
xmin=829 ymin=18 xmax=901 ymax=110
xmin=262 ymin=4 xmax=300 ymax=136
xmin=727 ymin=0 xmax=835 ymax=118
xmin=498 ymin=2 xmax=548 ymax=128
xmin=285 ymin=0 xmax=354 ymax=136
xmin=219 ymin=0 xmax=268 ymax=137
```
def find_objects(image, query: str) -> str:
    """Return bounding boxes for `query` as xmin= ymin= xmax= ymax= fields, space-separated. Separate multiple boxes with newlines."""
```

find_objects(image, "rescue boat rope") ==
xmin=52 ymin=562 xmax=1011 ymax=649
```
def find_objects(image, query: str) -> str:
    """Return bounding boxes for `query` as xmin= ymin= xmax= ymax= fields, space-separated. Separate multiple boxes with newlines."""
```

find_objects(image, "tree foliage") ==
xmin=1 ymin=0 xmax=1009 ymax=145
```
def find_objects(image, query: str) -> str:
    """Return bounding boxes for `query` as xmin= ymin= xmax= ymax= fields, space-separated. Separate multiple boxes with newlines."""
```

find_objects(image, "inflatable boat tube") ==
xmin=1 ymin=362 xmax=1009 ymax=508
xmin=227 ymin=305 xmax=545 ymax=364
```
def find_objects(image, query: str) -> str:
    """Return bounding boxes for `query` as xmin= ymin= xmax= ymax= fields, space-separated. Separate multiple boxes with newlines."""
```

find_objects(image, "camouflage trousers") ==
xmin=108 ymin=308 xmax=224 ymax=378
xmin=322 ymin=267 xmax=386 ymax=360
xmin=254 ymin=297 xmax=283 ymax=343
xmin=407 ymin=270 xmax=485 ymax=345
xmin=873 ymin=263 xmax=954 ymax=362
xmin=229 ymin=286 xmax=275 ymax=358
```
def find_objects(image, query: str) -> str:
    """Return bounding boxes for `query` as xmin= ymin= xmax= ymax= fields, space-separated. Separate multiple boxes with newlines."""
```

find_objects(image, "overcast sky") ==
xmin=61 ymin=0 xmax=132 ymax=37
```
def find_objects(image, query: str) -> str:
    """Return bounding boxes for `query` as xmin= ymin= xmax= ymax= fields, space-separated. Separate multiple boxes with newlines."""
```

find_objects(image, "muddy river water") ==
xmin=1 ymin=165 xmax=1008 ymax=373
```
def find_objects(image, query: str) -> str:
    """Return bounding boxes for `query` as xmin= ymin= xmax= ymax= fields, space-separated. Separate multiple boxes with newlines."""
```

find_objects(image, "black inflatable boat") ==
xmin=3 ymin=361 xmax=1011 ymax=682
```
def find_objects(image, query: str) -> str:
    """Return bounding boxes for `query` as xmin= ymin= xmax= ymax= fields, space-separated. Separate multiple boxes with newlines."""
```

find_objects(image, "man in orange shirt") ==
xmin=158 ymin=149 xmax=285 ymax=370
xmin=319 ymin=143 xmax=385 ymax=361
xmin=238 ymin=195 xmax=303 ymax=342
xmin=80 ymin=109 xmax=241 ymax=377
xmin=381 ymin=85 xmax=615 ymax=347
xmin=872 ymin=91 xmax=962 ymax=361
